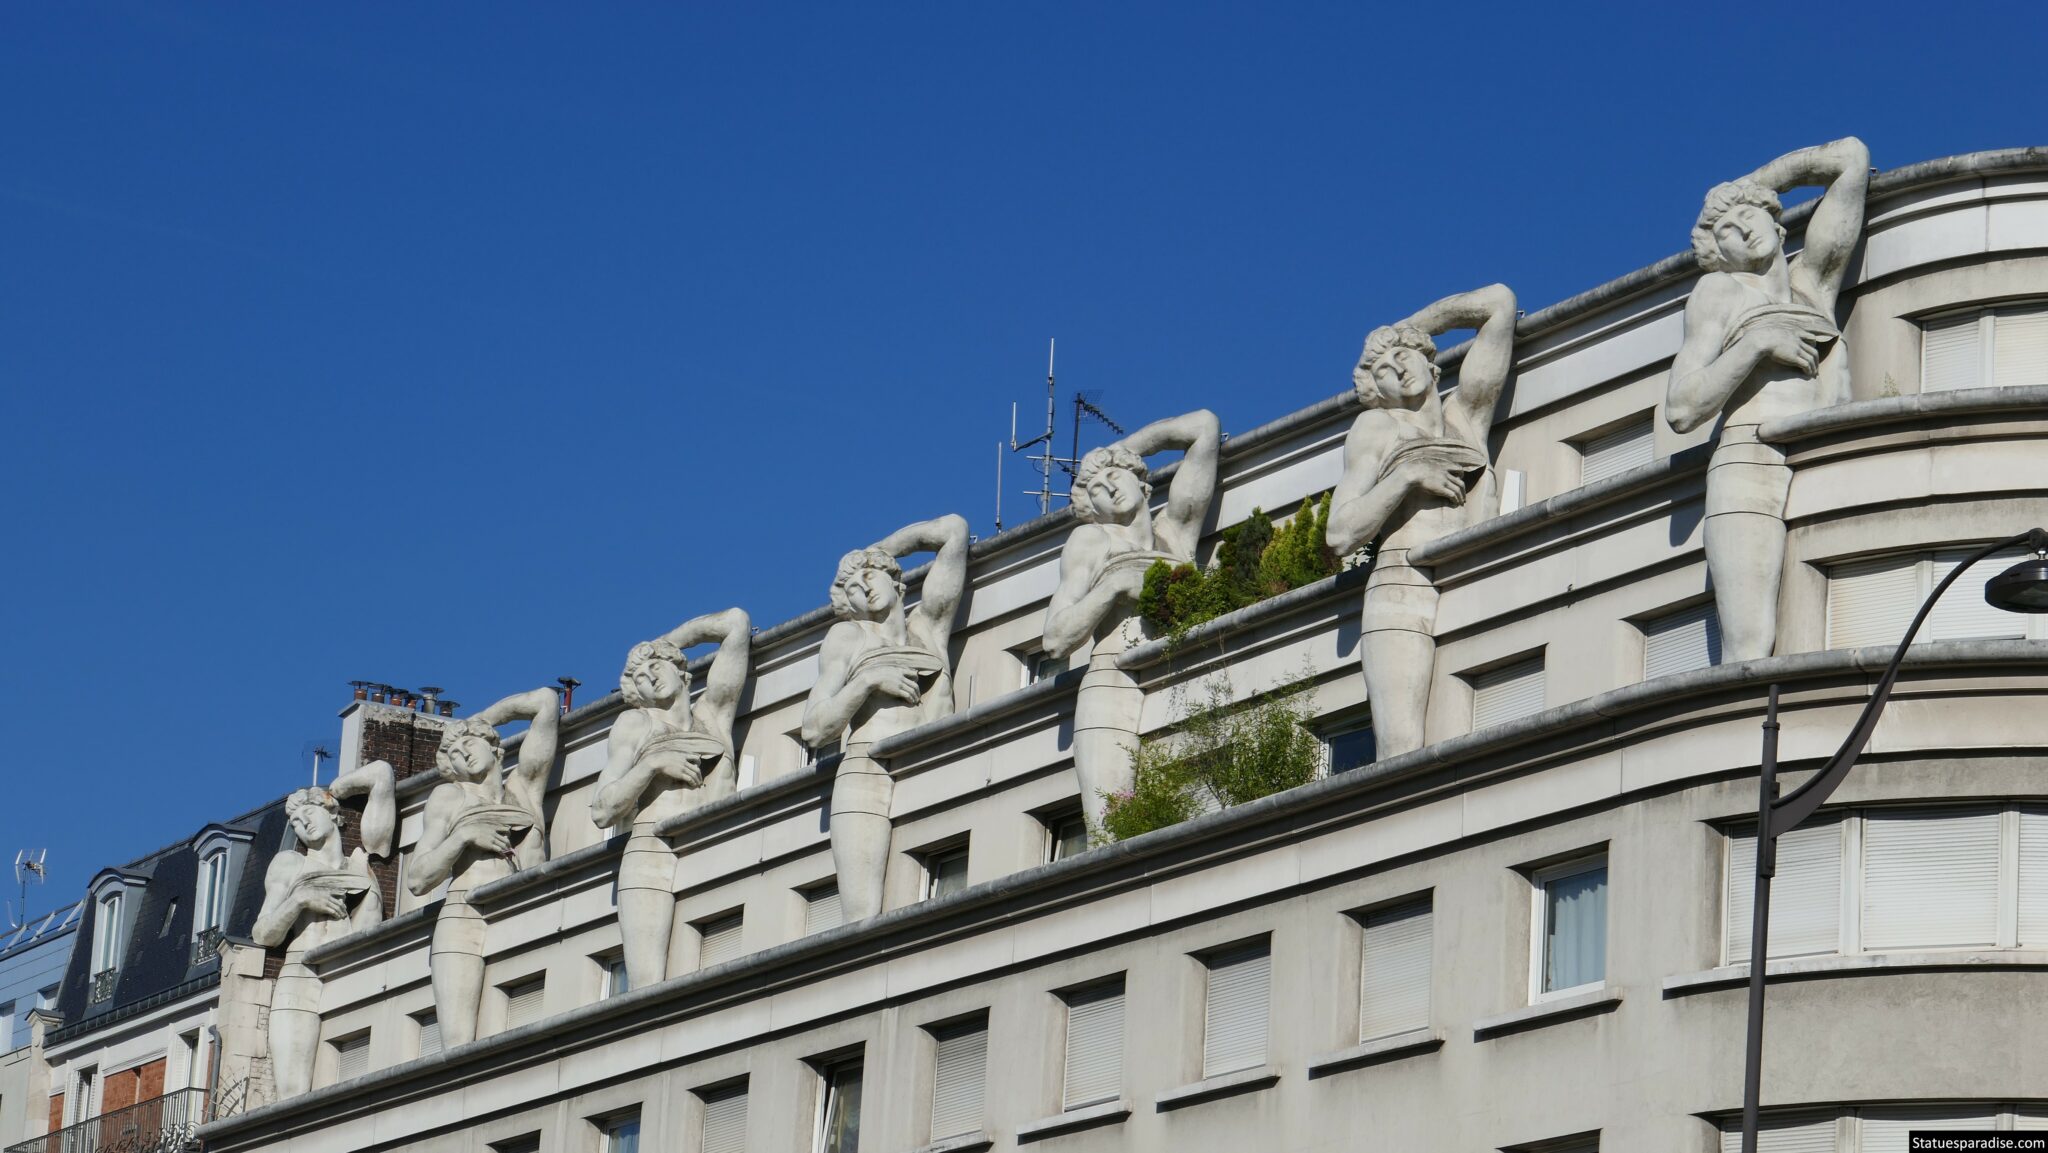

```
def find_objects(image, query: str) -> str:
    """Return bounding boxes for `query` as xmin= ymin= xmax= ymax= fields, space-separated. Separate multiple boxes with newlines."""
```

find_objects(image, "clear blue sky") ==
xmin=3 ymin=2 xmax=2042 ymax=909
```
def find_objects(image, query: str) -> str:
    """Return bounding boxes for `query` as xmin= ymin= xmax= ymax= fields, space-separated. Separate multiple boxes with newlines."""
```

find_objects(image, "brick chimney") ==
xmin=337 ymin=693 xmax=454 ymax=784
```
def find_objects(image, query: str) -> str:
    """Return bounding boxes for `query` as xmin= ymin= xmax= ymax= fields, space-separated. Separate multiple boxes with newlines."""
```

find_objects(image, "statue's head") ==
xmin=1070 ymin=444 xmax=1151 ymax=525
xmin=1354 ymin=324 xmax=1440 ymax=410
xmin=830 ymin=547 xmax=904 ymax=620
xmin=285 ymin=786 xmax=341 ymax=847
xmin=621 ymin=639 xmax=691 ymax=708
xmin=1693 ymin=180 xmax=1785 ymax=273
xmin=436 ymin=717 xmax=504 ymax=783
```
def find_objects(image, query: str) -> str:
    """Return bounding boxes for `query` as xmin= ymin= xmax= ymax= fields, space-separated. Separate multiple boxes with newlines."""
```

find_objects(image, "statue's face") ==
xmin=439 ymin=735 xmax=499 ymax=783
xmin=842 ymin=565 xmax=901 ymax=617
xmin=631 ymin=658 xmax=684 ymax=705
xmin=1710 ymin=203 xmax=1782 ymax=271
xmin=291 ymin=804 xmax=337 ymax=846
xmin=1368 ymin=347 xmax=1436 ymax=408
xmin=1083 ymin=466 xmax=1148 ymax=523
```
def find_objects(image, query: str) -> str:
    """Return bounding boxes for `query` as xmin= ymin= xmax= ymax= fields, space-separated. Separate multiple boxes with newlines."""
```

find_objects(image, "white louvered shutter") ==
xmin=415 ymin=1015 xmax=441 ymax=1056
xmin=1471 ymin=657 xmax=1545 ymax=728
xmin=700 ymin=914 xmax=744 ymax=968
xmin=1922 ymin=315 xmax=1983 ymax=392
xmin=1359 ymin=901 xmax=1432 ymax=1041
xmin=1719 ymin=1114 xmax=1838 ymax=1153
xmin=1859 ymin=1107 xmax=1997 ymax=1153
xmin=1861 ymin=808 xmax=2001 ymax=950
xmin=2012 ymin=1108 xmax=2048 ymax=1131
xmin=1993 ymin=307 xmax=2048 ymax=388
xmin=1643 ymin=602 xmax=1723 ymax=679
xmin=1928 ymin=548 xmax=2028 ymax=641
xmin=805 ymin=886 xmax=842 ymax=934
xmin=1201 ymin=945 xmax=1270 ymax=1077
xmin=1578 ymin=416 xmax=1656 ymax=485
xmin=1061 ymin=984 xmax=1123 ymax=1110
xmin=335 ymin=1034 xmax=369 ymax=1080
xmin=505 ymin=979 xmax=545 ymax=1028
xmin=1827 ymin=556 xmax=1920 ymax=648
xmin=929 ymin=1023 xmax=987 ymax=1140
xmin=2017 ymin=809 xmax=2048 ymax=946
xmin=1726 ymin=822 xmax=1843 ymax=963
xmin=700 ymin=1087 xmax=748 ymax=1153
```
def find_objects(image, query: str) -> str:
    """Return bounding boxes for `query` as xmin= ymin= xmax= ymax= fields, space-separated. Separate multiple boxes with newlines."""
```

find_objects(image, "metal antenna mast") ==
xmin=998 ymin=340 xmax=1121 ymax=531
xmin=12 ymin=850 xmax=46 ymax=928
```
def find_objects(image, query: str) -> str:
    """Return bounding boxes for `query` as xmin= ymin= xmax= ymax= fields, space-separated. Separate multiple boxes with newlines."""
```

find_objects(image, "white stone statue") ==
xmin=1041 ymin=410 xmax=1222 ymax=831
xmin=407 ymin=687 xmax=560 ymax=1049
xmin=802 ymin=514 xmax=972 ymax=923
xmin=1666 ymin=137 xmax=1870 ymax=662
xmin=251 ymin=761 xmax=396 ymax=1098
xmin=1328 ymin=283 xmax=1519 ymax=758
xmin=592 ymin=608 xmax=752 ymax=991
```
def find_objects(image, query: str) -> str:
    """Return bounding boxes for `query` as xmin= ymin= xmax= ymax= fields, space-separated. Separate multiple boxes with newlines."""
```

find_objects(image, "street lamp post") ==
xmin=1740 ymin=528 xmax=2048 ymax=1152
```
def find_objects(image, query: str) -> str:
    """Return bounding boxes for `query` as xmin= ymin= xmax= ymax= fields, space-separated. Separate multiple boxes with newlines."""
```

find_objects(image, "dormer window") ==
xmin=89 ymin=890 xmax=125 ymax=1003
xmin=190 ymin=825 xmax=255 ymax=965
xmin=196 ymin=850 xmax=230 ymax=937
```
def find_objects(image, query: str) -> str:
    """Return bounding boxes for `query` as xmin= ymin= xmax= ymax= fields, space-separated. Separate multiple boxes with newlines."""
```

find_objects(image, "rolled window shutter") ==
xmin=1643 ymin=602 xmax=1723 ymax=679
xmin=2016 ymin=809 xmax=2048 ymax=946
xmin=1359 ymin=900 xmax=1431 ymax=1041
xmin=1201 ymin=945 xmax=1270 ymax=1077
xmin=1861 ymin=808 xmax=2000 ymax=950
xmin=1928 ymin=548 xmax=2028 ymax=641
xmin=1859 ymin=1107 xmax=1997 ymax=1152
xmin=1718 ymin=1113 xmax=1837 ymax=1153
xmin=1061 ymin=984 xmax=1123 ymax=1110
xmin=335 ymin=1034 xmax=369 ymax=1080
xmin=505 ymin=979 xmax=545 ymax=1029
xmin=1921 ymin=315 xmax=1983 ymax=392
xmin=1827 ymin=556 xmax=1921 ymax=648
xmin=700 ymin=1087 xmax=748 ymax=1153
xmin=1726 ymin=822 xmax=1842 ymax=963
xmin=1578 ymin=416 xmax=1656 ymax=485
xmin=416 ymin=1015 xmax=441 ymax=1056
xmin=700 ymin=914 xmax=745 ymax=968
xmin=806 ymin=886 xmax=842 ymax=934
xmin=1993 ymin=307 xmax=2048 ymax=388
xmin=1471 ymin=657 xmax=1545 ymax=728
xmin=929 ymin=1024 xmax=987 ymax=1140
xmin=2012 ymin=1108 xmax=2048 ymax=1131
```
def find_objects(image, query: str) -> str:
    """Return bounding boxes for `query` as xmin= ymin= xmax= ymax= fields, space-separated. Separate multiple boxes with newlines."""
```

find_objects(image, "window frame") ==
xmin=919 ymin=842 xmax=971 ymax=903
xmin=600 ymin=1111 xmax=641 ymax=1153
xmin=1355 ymin=892 xmax=1434 ymax=1043
xmin=812 ymin=1053 xmax=865 ymax=1153
xmin=1056 ymin=975 xmax=1126 ymax=1112
xmin=1042 ymin=809 xmax=1090 ymax=864
xmin=1570 ymin=410 xmax=1657 ymax=488
xmin=1528 ymin=852 xmax=1609 ymax=1003
xmin=194 ymin=850 xmax=231 ymax=937
xmin=924 ymin=1013 xmax=990 ymax=1142
xmin=1919 ymin=300 xmax=2048 ymax=393
xmin=1196 ymin=937 xmax=1273 ymax=1078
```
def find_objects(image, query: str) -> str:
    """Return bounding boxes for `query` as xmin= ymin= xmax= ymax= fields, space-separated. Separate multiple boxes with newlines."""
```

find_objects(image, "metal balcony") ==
xmin=191 ymin=927 xmax=223 ymax=966
xmin=85 ymin=969 xmax=116 ymax=1006
xmin=6 ymin=1088 xmax=207 ymax=1153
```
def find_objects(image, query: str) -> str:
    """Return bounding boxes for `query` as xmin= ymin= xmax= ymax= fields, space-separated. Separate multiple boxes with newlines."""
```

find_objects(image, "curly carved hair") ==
xmin=1692 ymin=180 xmax=1783 ymax=271
xmin=620 ymin=639 xmax=691 ymax=706
xmin=1068 ymin=444 xmax=1150 ymax=524
xmin=829 ymin=547 xmax=904 ymax=619
xmin=437 ymin=716 xmax=501 ymax=755
xmin=284 ymin=786 xmax=340 ymax=826
xmin=1353 ymin=324 xmax=1440 ymax=408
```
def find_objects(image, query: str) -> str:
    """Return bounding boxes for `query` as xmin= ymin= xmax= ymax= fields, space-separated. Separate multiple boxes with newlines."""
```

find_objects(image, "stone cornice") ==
xmin=1759 ymin=384 xmax=2048 ymax=446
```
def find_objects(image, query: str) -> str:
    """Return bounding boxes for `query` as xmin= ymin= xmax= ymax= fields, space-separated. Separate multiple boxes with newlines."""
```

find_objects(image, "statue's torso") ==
xmin=1714 ymin=270 xmax=1850 ymax=428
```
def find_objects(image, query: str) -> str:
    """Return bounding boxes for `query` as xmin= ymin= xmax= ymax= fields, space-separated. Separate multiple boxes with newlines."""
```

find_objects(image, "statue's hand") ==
xmin=1398 ymin=457 xmax=1468 ymax=507
xmin=293 ymin=884 xmax=348 ymax=921
xmin=1746 ymin=325 xmax=1822 ymax=377
xmin=859 ymin=665 xmax=924 ymax=705
xmin=463 ymin=820 xmax=513 ymax=856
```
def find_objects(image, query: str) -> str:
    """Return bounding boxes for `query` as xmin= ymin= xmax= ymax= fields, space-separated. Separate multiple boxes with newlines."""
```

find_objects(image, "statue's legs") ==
xmin=429 ymin=892 xmax=486 ymax=1047
xmin=1073 ymin=652 xmax=1143 ymax=832
xmin=1361 ymin=550 xmax=1439 ymax=760
xmin=617 ymin=825 xmax=677 ymax=990
xmin=1703 ymin=427 xmax=1792 ymax=663
xmin=268 ymin=961 xmax=322 ymax=1097
xmin=830 ymin=747 xmax=893 ymax=923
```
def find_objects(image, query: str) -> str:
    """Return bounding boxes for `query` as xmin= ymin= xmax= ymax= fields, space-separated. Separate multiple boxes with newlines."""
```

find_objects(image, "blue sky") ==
xmin=3 ymin=2 xmax=2043 ymax=907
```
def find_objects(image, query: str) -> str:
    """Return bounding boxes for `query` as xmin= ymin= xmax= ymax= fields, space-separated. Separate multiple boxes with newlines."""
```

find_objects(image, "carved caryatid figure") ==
xmin=1041 ymin=410 xmax=1222 ymax=830
xmin=251 ymin=761 xmax=396 ymax=1098
xmin=802 ymin=515 xmax=971 ymax=923
xmin=407 ymin=687 xmax=560 ymax=1049
xmin=1666 ymin=138 xmax=1870 ymax=663
xmin=592 ymin=608 xmax=751 ymax=991
xmin=1328 ymin=283 xmax=1519 ymax=759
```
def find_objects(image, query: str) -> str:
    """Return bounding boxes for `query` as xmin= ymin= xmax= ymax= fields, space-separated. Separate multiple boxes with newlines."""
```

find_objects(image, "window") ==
xmin=1470 ymin=655 xmax=1546 ymax=729
xmin=71 ymin=1067 xmax=96 ymax=1125
xmin=736 ymin=754 xmax=758 ymax=791
xmin=1574 ymin=413 xmax=1656 ymax=486
xmin=921 ymin=844 xmax=970 ymax=902
xmin=1060 ymin=980 xmax=1124 ymax=1111
xmin=1826 ymin=547 xmax=2047 ymax=649
xmin=698 ymin=1082 xmax=748 ymax=1153
xmin=1725 ymin=820 xmax=1843 ymax=963
xmin=804 ymin=884 xmax=843 ymax=934
xmin=92 ymin=891 xmax=124 ymax=974
xmin=1862 ymin=807 xmax=2000 ymax=950
xmin=332 ymin=1032 xmax=370 ymax=1081
xmin=1318 ymin=717 xmax=1376 ymax=775
xmin=1200 ymin=941 xmax=1271 ymax=1077
xmin=195 ymin=851 xmax=230 ymax=936
xmin=501 ymin=976 xmax=546 ymax=1030
xmin=603 ymin=1113 xmax=641 ymax=1153
xmin=600 ymin=953 xmax=629 ymax=998
xmin=413 ymin=1011 xmax=442 ymax=1057
xmin=1359 ymin=898 xmax=1432 ymax=1041
xmin=0 ymin=1002 xmax=13 ymax=1054
xmin=1531 ymin=855 xmax=1607 ymax=999
xmin=1017 ymin=648 xmax=1068 ymax=688
xmin=697 ymin=912 xmax=745 ymax=969
xmin=797 ymin=733 xmax=841 ymax=769
xmin=927 ymin=1018 xmax=988 ymax=1140
xmin=1921 ymin=303 xmax=2048 ymax=392
xmin=1045 ymin=811 xmax=1090 ymax=863
xmin=1640 ymin=601 xmax=1722 ymax=679
xmin=1713 ymin=1104 xmax=2048 ymax=1152
xmin=815 ymin=1058 xmax=863 ymax=1153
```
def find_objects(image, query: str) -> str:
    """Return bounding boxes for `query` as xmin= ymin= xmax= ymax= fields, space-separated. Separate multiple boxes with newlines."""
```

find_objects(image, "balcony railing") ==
xmin=6 ymin=1088 xmax=207 ymax=1153
xmin=86 ymin=969 xmax=117 ymax=1005
xmin=191 ymin=926 xmax=223 ymax=966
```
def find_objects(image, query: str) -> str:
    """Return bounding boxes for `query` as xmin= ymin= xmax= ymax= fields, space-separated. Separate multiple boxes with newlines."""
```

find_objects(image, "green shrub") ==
xmin=1138 ymin=493 xmax=1338 ymax=636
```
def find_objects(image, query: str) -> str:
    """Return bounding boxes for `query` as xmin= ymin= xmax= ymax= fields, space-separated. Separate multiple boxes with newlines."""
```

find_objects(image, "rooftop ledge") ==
xmin=1759 ymin=383 xmax=2048 ymax=446
xmin=1662 ymin=949 xmax=2048 ymax=997
xmin=202 ymin=637 xmax=2048 ymax=1144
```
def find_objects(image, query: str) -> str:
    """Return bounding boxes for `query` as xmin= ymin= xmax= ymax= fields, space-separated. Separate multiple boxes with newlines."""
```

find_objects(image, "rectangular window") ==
xmin=93 ymin=892 xmax=123 ymax=973
xmin=1045 ymin=812 xmax=1090 ymax=863
xmin=1470 ymin=655 xmax=1546 ymax=729
xmin=413 ymin=1011 xmax=441 ymax=1057
xmin=1017 ymin=648 xmax=1069 ymax=689
xmin=1641 ymin=601 xmax=1723 ymax=679
xmin=1533 ymin=856 xmax=1607 ymax=998
xmin=603 ymin=1114 xmax=641 ymax=1153
xmin=1922 ymin=303 xmax=2048 ymax=392
xmin=921 ymin=844 xmax=970 ymax=902
xmin=1861 ymin=807 xmax=2000 ymax=950
xmin=928 ymin=1019 xmax=988 ymax=1141
xmin=332 ymin=1032 xmax=370 ymax=1081
xmin=804 ymin=884 xmax=843 ymax=935
xmin=1200 ymin=941 xmax=1271 ymax=1077
xmin=816 ymin=1058 xmax=863 ymax=1153
xmin=1827 ymin=547 xmax=2045 ymax=648
xmin=1060 ymin=980 xmax=1124 ymax=1111
xmin=698 ymin=912 xmax=745 ymax=968
xmin=1575 ymin=414 xmax=1656 ymax=486
xmin=699 ymin=1083 xmax=748 ymax=1153
xmin=1717 ymin=1114 xmax=1838 ymax=1153
xmin=736 ymin=754 xmax=758 ymax=791
xmin=502 ymin=976 xmax=546 ymax=1030
xmin=1359 ymin=898 xmax=1432 ymax=1042
xmin=196 ymin=852 xmax=230 ymax=935
xmin=1726 ymin=821 xmax=1843 ymax=963
xmin=1858 ymin=1107 xmax=1997 ymax=1152
xmin=798 ymin=734 xmax=842 ymax=769
xmin=602 ymin=954 xmax=629 ymax=998
xmin=1319 ymin=718 xmax=1377 ymax=775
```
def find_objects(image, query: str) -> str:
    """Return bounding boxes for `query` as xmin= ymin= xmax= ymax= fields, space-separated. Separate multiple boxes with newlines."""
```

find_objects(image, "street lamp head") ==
xmin=1985 ymin=528 xmax=2048 ymax=613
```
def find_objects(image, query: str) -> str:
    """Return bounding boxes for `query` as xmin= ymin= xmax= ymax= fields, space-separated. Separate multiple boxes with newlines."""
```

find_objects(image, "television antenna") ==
xmin=12 ymin=850 xmax=46 ymax=928
xmin=301 ymin=741 xmax=333 ymax=787
xmin=996 ymin=340 xmax=1124 ymax=531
